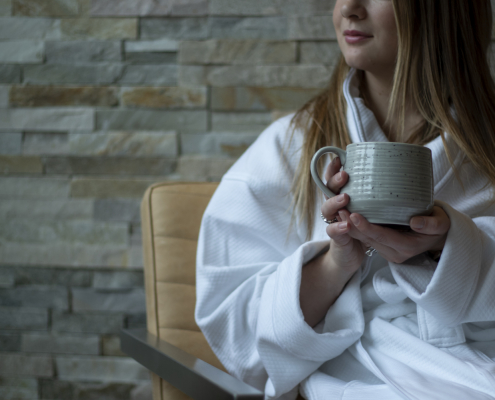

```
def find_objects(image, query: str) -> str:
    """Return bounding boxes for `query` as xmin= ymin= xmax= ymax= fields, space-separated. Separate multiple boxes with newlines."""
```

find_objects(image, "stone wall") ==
xmin=3 ymin=1 xmax=494 ymax=400
xmin=0 ymin=0 xmax=340 ymax=398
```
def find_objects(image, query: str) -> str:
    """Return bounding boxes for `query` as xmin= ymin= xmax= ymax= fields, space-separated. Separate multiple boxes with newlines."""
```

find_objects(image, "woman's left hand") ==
xmin=338 ymin=206 xmax=451 ymax=264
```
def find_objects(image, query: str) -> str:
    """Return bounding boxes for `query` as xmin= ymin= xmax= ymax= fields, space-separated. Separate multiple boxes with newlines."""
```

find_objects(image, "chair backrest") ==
xmin=141 ymin=182 xmax=224 ymax=400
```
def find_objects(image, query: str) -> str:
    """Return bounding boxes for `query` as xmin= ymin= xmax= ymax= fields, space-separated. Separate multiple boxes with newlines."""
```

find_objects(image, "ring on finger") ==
xmin=365 ymin=247 xmax=377 ymax=257
xmin=321 ymin=212 xmax=338 ymax=224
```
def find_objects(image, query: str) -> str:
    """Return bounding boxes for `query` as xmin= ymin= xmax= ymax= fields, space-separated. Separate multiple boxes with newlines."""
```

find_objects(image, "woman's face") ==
xmin=333 ymin=0 xmax=398 ymax=77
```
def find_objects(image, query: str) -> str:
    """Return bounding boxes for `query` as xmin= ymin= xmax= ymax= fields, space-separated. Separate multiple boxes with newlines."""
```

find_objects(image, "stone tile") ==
xmin=0 ymin=155 xmax=43 ymax=174
xmin=0 ymin=286 xmax=68 ymax=310
xmin=0 ymin=306 xmax=48 ymax=330
xmin=69 ymin=131 xmax=178 ymax=156
xmin=0 ymin=197 xmax=93 ymax=220
xmin=0 ymin=16 xmax=60 ymax=39
xmin=272 ymin=0 xmax=335 ymax=15
xmin=0 ymin=40 xmax=44 ymax=63
xmin=288 ymin=16 xmax=336 ymax=39
xmin=56 ymin=355 xmax=149 ymax=383
xmin=0 ymin=133 xmax=22 ymax=155
xmin=209 ymin=17 xmax=287 ymax=40
xmin=52 ymin=311 xmax=123 ymax=334
xmin=0 ymin=352 xmax=53 ymax=377
xmin=179 ymin=39 xmax=296 ymax=65
xmin=93 ymin=271 xmax=143 ymax=289
xmin=1 ymin=219 xmax=128 ymax=245
xmin=23 ymin=64 xmax=124 ymax=85
xmin=211 ymin=112 xmax=272 ymax=133
xmin=117 ymin=65 xmax=177 ymax=85
xmin=13 ymin=0 xmax=79 ymax=16
xmin=206 ymin=65 xmax=333 ymax=88
xmin=129 ymin=223 xmax=141 ymax=246
xmin=131 ymin=382 xmax=153 ymax=400
xmin=39 ymin=379 xmax=74 ymax=400
xmin=211 ymin=87 xmax=319 ymax=111
xmin=125 ymin=52 xmax=177 ymax=64
xmin=121 ymin=86 xmax=206 ymax=108
xmin=93 ymin=199 xmax=141 ymax=223
xmin=91 ymin=0 xmax=207 ymax=17
xmin=271 ymin=110 xmax=295 ymax=121
xmin=128 ymin=246 xmax=143 ymax=268
xmin=0 ymin=177 xmax=70 ymax=199
xmin=12 ymin=266 xmax=92 ymax=286
xmin=72 ymin=288 xmax=145 ymax=313
xmin=0 ymin=64 xmax=21 ymax=83
xmin=23 ymin=132 xmax=69 ymax=155
xmin=61 ymin=18 xmax=137 ymax=40
xmin=0 ymin=108 xmax=94 ymax=131
xmin=0 ymin=269 xmax=15 ymax=288
xmin=21 ymin=332 xmax=99 ymax=355
xmin=125 ymin=313 xmax=146 ymax=329
xmin=0 ymin=242 xmax=130 ymax=267
xmin=45 ymin=40 xmax=122 ymax=63
xmin=209 ymin=0 xmax=278 ymax=15
xmin=176 ymin=155 xmax=236 ymax=181
xmin=96 ymin=109 xmax=207 ymax=133
xmin=41 ymin=380 xmax=135 ymax=400
xmin=140 ymin=17 xmax=208 ymax=40
xmin=70 ymin=177 xmax=164 ymax=198
xmin=181 ymin=132 xmax=259 ymax=157
xmin=0 ymin=84 xmax=8 ymax=107
xmin=125 ymin=38 xmax=178 ymax=52
xmin=0 ymin=0 xmax=11 ymax=16
xmin=0 ymin=331 xmax=21 ymax=351
xmin=44 ymin=156 xmax=177 ymax=176
xmin=178 ymin=65 xmax=207 ymax=86
xmin=102 ymin=335 xmax=126 ymax=357
xmin=300 ymin=41 xmax=341 ymax=65
xmin=0 ymin=378 xmax=38 ymax=400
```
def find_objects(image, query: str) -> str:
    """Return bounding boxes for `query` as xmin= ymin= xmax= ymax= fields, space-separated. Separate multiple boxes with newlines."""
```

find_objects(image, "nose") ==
xmin=340 ymin=0 xmax=366 ymax=20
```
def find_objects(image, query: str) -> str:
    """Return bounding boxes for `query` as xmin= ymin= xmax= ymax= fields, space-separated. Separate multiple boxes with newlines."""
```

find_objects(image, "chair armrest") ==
xmin=120 ymin=328 xmax=264 ymax=400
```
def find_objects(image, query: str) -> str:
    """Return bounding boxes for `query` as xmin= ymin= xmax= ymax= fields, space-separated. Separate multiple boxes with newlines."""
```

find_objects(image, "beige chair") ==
xmin=120 ymin=182 xmax=303 ymax=399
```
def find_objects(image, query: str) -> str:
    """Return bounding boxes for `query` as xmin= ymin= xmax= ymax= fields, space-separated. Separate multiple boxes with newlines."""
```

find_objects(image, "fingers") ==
xmin=321 ymin=193 xmax=350 ymax=221
xmin=409 ymin=206 xmax=451 ymax=235
xmin=324 ymin=157 xmax=349 ymax=194
xmin=326 ymin=220 xmax=352 ymax=247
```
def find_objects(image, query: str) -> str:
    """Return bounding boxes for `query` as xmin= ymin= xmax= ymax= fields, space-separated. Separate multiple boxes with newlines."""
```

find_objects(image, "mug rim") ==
xmin=348 ymin=142 xmax=429 ymax=150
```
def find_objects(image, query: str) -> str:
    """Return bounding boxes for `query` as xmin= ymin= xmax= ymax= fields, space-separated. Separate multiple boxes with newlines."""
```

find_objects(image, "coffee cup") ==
xmin=310 ymin=142 xmax=434 ymax=226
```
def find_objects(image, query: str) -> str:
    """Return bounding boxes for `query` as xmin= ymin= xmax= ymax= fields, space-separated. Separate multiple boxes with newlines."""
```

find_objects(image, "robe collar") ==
xmin=342 ymin=68 xmax=464 ymax=193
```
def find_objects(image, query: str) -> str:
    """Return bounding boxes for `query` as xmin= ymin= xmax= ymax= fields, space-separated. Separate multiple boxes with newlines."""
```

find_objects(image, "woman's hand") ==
xmin=338 ymin=206 xmax=451 ymax=264
xmin=320 ymin=157 xmax=366 ymax=275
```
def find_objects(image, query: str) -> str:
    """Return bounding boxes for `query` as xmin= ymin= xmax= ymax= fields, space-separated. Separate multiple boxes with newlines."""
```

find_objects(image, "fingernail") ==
xmin=338 ymin=210 xmax=346 ymax=220
xmin=336 ymin=172 xmax=342 ymax=181
xmin=350 ymin=214 xmax=360 ymax=226
xmin=338 ymin=222 xmax=348 ymax=230
xmin=411 ymin=217 xmax=425 ymax=229
xmin=336 ymin=194 xmax=345 ymax=203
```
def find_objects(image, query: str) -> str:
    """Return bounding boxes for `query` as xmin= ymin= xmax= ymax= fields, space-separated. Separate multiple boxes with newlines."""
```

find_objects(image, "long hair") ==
xmin=290 ymin=0 xmax=495 ymax=240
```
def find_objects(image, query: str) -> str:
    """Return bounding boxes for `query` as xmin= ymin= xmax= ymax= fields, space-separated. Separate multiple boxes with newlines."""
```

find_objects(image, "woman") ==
xmin=196 ymin=0 xmax=495 ymax=399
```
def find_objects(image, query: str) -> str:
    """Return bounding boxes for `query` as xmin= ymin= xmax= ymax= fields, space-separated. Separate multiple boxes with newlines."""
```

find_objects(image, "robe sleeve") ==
xmin=195 ymin=174 xmax=364 ymax=399
xmin=390 ymin=200 xmax=495 ymax=327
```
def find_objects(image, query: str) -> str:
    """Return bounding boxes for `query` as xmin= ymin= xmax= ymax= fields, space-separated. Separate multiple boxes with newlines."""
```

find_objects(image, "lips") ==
xmin=344 ymin=30 xmax=373 ymax=44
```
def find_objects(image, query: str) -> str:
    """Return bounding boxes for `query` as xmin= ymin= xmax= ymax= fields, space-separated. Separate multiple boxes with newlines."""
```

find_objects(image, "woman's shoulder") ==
xmin=222 ymin=113 xmax=304 ymax=191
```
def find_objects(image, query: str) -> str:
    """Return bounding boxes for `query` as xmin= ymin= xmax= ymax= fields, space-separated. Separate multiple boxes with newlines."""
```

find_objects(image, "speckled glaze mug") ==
xmin=310 ymin=142 xmax=434 ymax=226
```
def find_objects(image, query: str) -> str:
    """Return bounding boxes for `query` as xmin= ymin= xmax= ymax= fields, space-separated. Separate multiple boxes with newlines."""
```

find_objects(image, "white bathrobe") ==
xmin=195 ymin=68 xmax=495 ymax=400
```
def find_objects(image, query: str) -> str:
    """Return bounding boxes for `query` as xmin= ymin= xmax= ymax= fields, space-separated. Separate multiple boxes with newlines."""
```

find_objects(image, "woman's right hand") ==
xmin=321 ymin=157 xmax=365 ymax=276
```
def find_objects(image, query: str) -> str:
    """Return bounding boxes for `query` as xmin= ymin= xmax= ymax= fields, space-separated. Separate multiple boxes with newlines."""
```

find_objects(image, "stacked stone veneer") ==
xmin=0 ymin=0 xmax=411 ymax=399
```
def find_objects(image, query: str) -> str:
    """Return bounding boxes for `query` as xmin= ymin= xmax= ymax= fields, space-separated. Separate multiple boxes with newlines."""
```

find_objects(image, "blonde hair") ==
xmin=290 ymin=0 xmax=495 ymax=240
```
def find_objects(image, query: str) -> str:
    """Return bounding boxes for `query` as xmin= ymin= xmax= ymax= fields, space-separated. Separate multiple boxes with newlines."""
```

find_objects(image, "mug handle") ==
xmin=310 ymin=146 xmax=347 ymax=198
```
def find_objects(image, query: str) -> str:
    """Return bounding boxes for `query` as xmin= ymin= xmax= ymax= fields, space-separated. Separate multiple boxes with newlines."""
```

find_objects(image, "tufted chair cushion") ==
xmin=141 ymin=182 xmax=224 ymax=400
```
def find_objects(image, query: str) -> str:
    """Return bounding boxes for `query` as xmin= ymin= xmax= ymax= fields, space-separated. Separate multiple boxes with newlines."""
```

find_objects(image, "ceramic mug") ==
xmin=310 ymin=142 xmax=434 ymax=226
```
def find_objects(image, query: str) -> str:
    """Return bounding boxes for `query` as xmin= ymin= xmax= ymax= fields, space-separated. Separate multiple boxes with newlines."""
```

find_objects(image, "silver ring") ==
xmin=320 ymin=213 xmax=338 ymax=224
xmin=365 ymin=247 xmax=377 ymax=257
